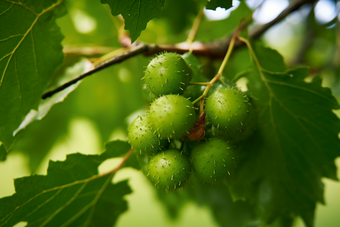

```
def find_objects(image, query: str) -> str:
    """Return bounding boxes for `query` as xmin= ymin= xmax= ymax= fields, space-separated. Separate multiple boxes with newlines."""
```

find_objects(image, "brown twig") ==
xmin=249 ymin=0 xmax=316 ymax=39
xmin=99 ymin=148 xmax=135 ymax=177
xmin=42 ymin=0 xmax=316 ymax=99
xmin=42 ymin=43 xmax=147 ymax=99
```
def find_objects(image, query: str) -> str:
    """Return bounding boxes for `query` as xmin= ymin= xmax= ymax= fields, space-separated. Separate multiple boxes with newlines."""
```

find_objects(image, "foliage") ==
xmin=0 ymin=0 xmax=339 ymax=227
xmin=0 ymin=141 xmax=137 ymax=227
xmin=100 ymin=0 xmax=166 ymax=42
xmin=0 ymin=0 xmax=65 ymax=151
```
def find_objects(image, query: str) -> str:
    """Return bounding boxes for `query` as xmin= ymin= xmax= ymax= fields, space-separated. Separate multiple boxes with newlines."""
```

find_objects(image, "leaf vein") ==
xmin=4 ymin=0 xmax=37 ymax=15
xmin=60 ymin=173 xmax=114 ymax=227
xmin=0 ymin=3 xmax=13 ymax=16
xmin=0 ymin=34 xmax=24 ymax=42
xmin=13 ymin=53 xmax=22 ymax=128
xmin=265 ymin=79 xmax=331 ymax=101
xmin=84 ymin=173 xmax=115 ymax=226
xmin=40 ymin=183 xmax=88 ymax=227
xmin=0 ymin=0 xmax=62 ymax=87
xmin=30 ymin=30 xmax=39 ymax=101
xmin=0 ymin=171 xmax=106 ymax=224
xmin=23 ymin=188 xmax=63 ymax=221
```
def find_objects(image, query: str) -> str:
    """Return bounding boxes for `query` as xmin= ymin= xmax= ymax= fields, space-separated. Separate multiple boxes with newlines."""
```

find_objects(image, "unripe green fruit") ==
xmin=207 ymin=82 xmax=232 ymax=97
xmin=191 ymin=138 xmax=234 ymax=183
xmin=128 ymin=114 xmax=169 ymax=156
xmin=205 ymin=87 xmax=251 ymax=132
xmin=149 ymin=95 xmax=196 ymax=140
xmin=208 ymin=104 xmax=257 ymax=144
xmin=147 ymin=149 xmax=191 ymax=190
xmin=144 ymin=52 xmax=192 ymax=96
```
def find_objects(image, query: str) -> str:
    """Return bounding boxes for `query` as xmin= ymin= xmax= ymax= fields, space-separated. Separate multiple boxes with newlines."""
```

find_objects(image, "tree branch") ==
xmin=249 ymin=0 xmax=315 ymax=39
xmin=42 ymin=0 xmax=316 ymax=100
xmin=42 ymin=43 xmax=148 ymax=99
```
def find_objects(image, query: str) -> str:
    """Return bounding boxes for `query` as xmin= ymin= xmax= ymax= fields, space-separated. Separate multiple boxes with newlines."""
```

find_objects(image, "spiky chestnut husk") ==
xmin=149 ymin=95 xmax=196 ymax=140
xmin=144 ymin=52 xmax=192 ymax=96
xmin=128 ymin=114 xmax=169 ymax=156
xmin=191 ymin=138 xmax=234 ymax=183
xmin=208 ymin=103 xmax=257 ymax=144
xmin=147 ymin=149 xmax=191 ymax=190
xmin=205 ymin=87 xmax=254 ymax=134
xmin=207 ymin=82 xmax=232 ymax=97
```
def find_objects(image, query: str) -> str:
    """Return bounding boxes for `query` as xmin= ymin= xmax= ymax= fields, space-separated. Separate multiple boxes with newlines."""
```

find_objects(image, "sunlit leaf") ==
xmin=0 ymin=140 xmax=132 ymax=227
xmin=13 ymin=58 xmax=93 ymax=136
xmin=0 ymin=0 xmax=66 ymax=151
xmin=228 ymin=45 xmax=340 ymax=226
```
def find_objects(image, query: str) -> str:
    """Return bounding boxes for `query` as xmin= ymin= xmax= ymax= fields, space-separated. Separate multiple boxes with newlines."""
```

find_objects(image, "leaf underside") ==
xmin=13 ymin=59 xmax=93 ymax=137
xmin=205 ymin=0 xmax=233 ymax=10
xmin=0 ymin=0 xmax=66 ymax=152
xmin=100 ymin=0 xmax=165 ymax=43
xmin=0 ymin=141 xmax=135 ymax=227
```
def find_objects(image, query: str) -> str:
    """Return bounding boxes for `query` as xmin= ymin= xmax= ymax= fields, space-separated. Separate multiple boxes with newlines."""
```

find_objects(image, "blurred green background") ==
xmin=1 ymin=0 xmax=339 ymax=226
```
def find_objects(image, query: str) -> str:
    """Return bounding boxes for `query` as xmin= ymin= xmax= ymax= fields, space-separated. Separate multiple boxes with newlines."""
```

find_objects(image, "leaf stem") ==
xmin=236 ymin=36 xmax=263 ymax=72
xmin=187 ymin=6 xmax=204 ymax=53
xmin=93 ymin=48 xmax=129 ymax=67
xmin=99 ymin=148 xmax=135 ymax=177
xmin=189 ymin=82 xmax=209 ymax=86
xmin=200 ymin=98 xmax=204 ymax=114
xmin=192 ymin=33 xmax=237 ymax=106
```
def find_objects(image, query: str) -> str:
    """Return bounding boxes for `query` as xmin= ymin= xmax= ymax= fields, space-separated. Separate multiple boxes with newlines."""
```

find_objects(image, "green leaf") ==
xmin=0 ymin=140 xmax=133 ymax=227
xmin=104 ymin=140 xmax=140 ymax=170
xmin=0 ymin=0 xmax=66 ymax=151
xmin=162 ymin=0 xmax=198 ymax=34
xmin=196 ymin=1 xmax=252 ymax=41
xmin=189 ymin=176 xmax=255 ymax=227
xmin=229 ymin=45 xmax=340 ymax=226
xmin=10 ymin=58 xmax=93 ymax=171
xmin=206 ymin=0 xmax=232 ymax=10
xmin=157 ymin=174 xmax=256 ymax=226
xmin=101 ymin=0 xmax=165 ymax=43
xmin=0 ymin=143 xmax=6 ymax=161
xmin=13 ymin=58 xmax=92 ymax=137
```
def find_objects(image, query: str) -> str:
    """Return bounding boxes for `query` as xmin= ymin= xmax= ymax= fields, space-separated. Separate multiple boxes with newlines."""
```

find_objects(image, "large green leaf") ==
xmin=100 ymin=0 xmax=165 ymax=43
xmin=228 ymin=44 xmax=340 ymax=226
xmin=0 ymin=140 xmax=133 ymax=227
xmin=9 ymin=58 xmax=93 ymax=170
xmin=156 ymin=174 xmax=256 ymax=227
xmin=0 ymin=0 xmax=66 ymax=151
xmin=196 ymin=1 xmax=252 ymax=42
xmin=14 ymin=59 xmax=92 ymax=136
xmin=206 ymin=0 xmax=232 ymax=10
